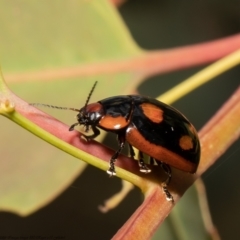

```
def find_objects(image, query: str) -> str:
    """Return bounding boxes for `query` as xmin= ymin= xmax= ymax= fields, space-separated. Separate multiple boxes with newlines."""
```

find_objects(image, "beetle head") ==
xmin=69 ymin=81 xmax=100 ymax=131
xmin=75 ymin=103 xmax=103 ymax=127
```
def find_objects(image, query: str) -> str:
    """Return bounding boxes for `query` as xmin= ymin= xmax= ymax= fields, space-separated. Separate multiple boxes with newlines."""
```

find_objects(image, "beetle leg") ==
xmin=159 ymin=162 xmax=174 ymax=202
xmin=107 ymin=142 xmax=124 ymax=176
xmin=69 ymin=122 xmax=79 ymax=131
xmin=138 ymin=151 xmax=151 ymax=173
xmin=129 ymin=146 xmax=152 ymax=173
xmin=107 ymin=133 xmax=125 ymax=176
xmin=85 ymin=125 xmax=90 ymax=132
xmin=128 ymin=144 xmax=135 ymax=158
xmin=149 ymin=156 xmax=156 ymax=165
xmin=81 ymin=125 xmax=100 ymax=142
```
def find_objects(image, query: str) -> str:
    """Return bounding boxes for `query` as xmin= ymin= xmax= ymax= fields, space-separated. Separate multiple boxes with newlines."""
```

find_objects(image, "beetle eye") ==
xmin=88 ymin=112 xmax=101 ymax=122
xmin=89 ymin=113 xmax=95 ymax=121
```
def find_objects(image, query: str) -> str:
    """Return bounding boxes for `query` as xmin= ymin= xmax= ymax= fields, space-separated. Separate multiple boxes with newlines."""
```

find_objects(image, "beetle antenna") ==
xmin=30 ymin=81 xmax=98 ymax=113
xmin=84 ymin=81 xmax=98 ymax=110
xmin=30 ymin=103 xmax=80 ymax=112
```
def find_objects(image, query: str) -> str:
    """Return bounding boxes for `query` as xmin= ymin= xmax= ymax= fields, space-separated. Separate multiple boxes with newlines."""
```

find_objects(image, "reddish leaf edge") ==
xmin=4 ymin=34 xmax=240 ymax=85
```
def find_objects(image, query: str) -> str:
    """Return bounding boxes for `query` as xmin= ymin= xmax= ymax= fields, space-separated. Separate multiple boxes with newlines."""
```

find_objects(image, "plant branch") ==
xmin=159 ymin=49 xmax=240 ymax=104
xmin=4 ymin=34 xmax=240 ymax=83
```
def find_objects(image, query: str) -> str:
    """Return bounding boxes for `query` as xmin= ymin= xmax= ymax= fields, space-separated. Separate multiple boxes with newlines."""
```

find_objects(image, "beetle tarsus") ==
xmin=138 ymin=151 xmax=151 ymax=173
xmin=139 ymin=161 xmax=151 ymax=173
xmin=69 ymin=122 xmax=79 ymax=131
xmin=107 ymin=163 xmax=116 ymax=176
xmin=162 ymin=183 xmax=174 ymax=202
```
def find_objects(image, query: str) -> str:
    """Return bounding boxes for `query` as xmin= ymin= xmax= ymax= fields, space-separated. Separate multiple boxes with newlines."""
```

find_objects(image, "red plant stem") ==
xmin=5 ymin=34 xmax=240 ymax=83
xmin=198 ymin=86 xmax=240 ymax=174
xmin=113 ymin=188 xmax=171 ymax=240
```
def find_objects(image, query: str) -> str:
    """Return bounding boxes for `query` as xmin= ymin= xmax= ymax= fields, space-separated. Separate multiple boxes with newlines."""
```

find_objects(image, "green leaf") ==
xmin=0 ymin=0 xmax=143 ymax=216
xmin=0 ymin=0 xmax=140 ymax=71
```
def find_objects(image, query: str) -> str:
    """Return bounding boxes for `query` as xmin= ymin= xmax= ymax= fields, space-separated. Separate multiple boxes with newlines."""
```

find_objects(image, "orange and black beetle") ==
xmin=32 ymin=82 xmax=201 ymax=201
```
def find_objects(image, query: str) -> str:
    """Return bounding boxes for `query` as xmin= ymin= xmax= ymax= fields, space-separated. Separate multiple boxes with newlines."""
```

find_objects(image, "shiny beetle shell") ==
xmin=73 ymin=95 xmax=200 ymax=174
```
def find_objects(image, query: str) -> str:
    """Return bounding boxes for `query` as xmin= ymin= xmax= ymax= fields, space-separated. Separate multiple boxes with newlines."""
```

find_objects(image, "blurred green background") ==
xmin=1 ymin=0 xmax=240 ymax=239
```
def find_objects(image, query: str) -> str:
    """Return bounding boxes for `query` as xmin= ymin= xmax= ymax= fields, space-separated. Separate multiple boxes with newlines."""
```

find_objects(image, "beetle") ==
xmin=32 ymin=82 xmax=201 ymax=201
